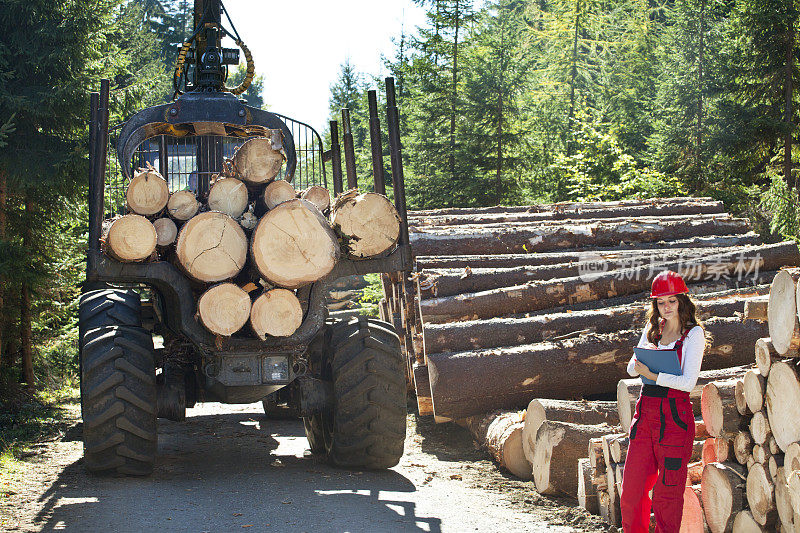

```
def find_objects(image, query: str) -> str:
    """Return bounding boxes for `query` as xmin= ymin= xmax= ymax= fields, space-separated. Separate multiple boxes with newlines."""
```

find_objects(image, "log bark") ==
xmin=744 ymin=296 xmax=769 ymax=322
xmin=702 ymin=378 xmax=749 ymax=438
xmin=419 ymin=242 xmax=795 ymax=323
xmin=577 ymin=457 xmax=599 ymax=514
xmin=167 ymin=190 xmax=200 ymax=220
xmin=429 ymin=318 xmax=764 ymax=421
xmin=251 ymin=199 xmax=340 ymax=288
xmin=701 ymin=462 xmax=747 ymax=533
xmin=232 ymin=136 xmax=284 ymax=185
xmin=103 ymin=214 xmax=157 ymax=262
xmin=463 ymin=410 xmax=531 ymax=479
xmin=413 ymin=363 xmax=433 ymax=416
xmin=744 ymin=370 xmax=766 ymax=414
xmin=263 ymin=179 xmax=296 ymax=210
xmin=175 ymin=211 xmax=247 ymax=282
xmin=734 ymin=431 xmax=754 ymax=465
xmin=153 ymin=217 xmax=177 ymax=248
xmin=609 ymin=435 xmax=629 ymax=464
xmin=617 ymin=366 xmax=750 ymax=435
xmin=301 ymin=185 xmax=331 ymax=213
xmin=531 ymin=420 xmax=615 ymax=495
xmin=208 ymin=177 xmax=248 ymax=218
xmin=765 ymin=360 xmax=800 ymax=451
xmin=250 ymin=288 xmax=302 ymax=338
xmin=409 ymin=216 xmax=753 ymax=256
xmin=414 ymin=236 xmax=763 ymax=269
xmin=768 ymin=268 xmax=800 ymax=354
xmin=409 ymin=200 xmax=726 ymax=226
xmin=750 ymin=411 xmax=771 ymax=445
xmin=332 ymin=191 xmax=400 ymax=258
xmin=418 ymin=245 xmax=761 ymax=298
xmin=521 ymin=398 xmax=618 ymax=464
xmin=424 ymin=290 xmax=764 ymax=354
xmin=126 ymin=168 xmax=169 ymax=216
xmin=197 ymin=283 xmax=251 ymax=336
xmin=747 ymin=463 xmax=778 ymax=527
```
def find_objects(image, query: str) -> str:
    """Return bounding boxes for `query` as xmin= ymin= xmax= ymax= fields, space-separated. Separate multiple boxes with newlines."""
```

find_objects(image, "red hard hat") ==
xmin=650 ymin=270 xmax=689 ymax=298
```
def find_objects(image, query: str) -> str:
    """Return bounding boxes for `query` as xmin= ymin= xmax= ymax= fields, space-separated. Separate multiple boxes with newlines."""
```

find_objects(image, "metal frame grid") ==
xmin=104 ymin=118 xmax=328 ymax=218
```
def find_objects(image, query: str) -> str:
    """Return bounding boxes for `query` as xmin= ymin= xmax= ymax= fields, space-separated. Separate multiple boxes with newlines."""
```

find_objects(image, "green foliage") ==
xmin=762 ymin=168 xmax=800 ymax=239
xmin=228 ymin=63 xmax=266 ymax=109
xmin=353 ymin=273 xmax=384 ymax=318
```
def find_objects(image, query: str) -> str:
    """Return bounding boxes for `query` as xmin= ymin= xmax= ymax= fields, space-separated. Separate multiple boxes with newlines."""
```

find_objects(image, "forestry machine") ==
xmin=81 ymin=0 xmax=412 ymax=475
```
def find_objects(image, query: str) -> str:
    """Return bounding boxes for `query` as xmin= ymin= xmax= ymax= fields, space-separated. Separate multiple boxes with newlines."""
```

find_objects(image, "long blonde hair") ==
xmin=645 ymin=293 xmax=703 ymax=345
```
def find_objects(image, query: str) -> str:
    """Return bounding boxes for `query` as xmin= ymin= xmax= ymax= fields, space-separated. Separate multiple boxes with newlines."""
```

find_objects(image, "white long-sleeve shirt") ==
xmin=626 ymin=323 xmax=705 ymax=393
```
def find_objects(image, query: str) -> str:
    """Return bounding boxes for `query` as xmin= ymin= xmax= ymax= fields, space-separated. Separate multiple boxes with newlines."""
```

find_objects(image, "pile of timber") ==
xmin=388 ymin=198 xmax=798 ymax=424
xmin=102 ymin=137 xmax=401 ymax=340
xmin=575 ymin=267 xmax=800 ymax=531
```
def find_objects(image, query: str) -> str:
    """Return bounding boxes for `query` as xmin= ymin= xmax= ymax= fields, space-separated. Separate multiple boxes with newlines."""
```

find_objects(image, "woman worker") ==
xmin=620 ymin=270 xmax=706 ymax=532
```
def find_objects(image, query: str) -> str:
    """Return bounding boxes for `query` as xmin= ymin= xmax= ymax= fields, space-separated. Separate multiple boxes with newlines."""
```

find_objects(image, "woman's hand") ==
xmin=634 ymin=359 xmax=658 ymax=382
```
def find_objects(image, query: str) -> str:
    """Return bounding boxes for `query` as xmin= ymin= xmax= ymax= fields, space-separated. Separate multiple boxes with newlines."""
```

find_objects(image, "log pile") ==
xmin=382 ymin=198 xmax=800 ymax=525
xmin=100 ymin=143 xmax=401 ymax=340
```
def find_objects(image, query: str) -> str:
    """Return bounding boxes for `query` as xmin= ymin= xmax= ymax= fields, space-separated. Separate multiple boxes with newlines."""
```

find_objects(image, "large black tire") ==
xmin=319 ymin=316 xmax=407 ymax=469
xmin=79 ymin=289 xmax=141 ymax=349
xmin=81 ymin=326 xmax=157 ymax=476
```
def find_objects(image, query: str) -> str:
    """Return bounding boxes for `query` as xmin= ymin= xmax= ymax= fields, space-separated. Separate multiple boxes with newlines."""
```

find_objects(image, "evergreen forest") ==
xmin=0 ymin=0 xmax=797 ymax=398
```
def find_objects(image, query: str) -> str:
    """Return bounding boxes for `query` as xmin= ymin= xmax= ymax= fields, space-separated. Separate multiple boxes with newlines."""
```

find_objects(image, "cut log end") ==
xmin=250 ymin=288 xmax=303 ymax=338
xmin=126 ymin=169 xmax=169 ymax=216
xmin=197 ymin=283 xmax=251 ymax=336
xmin=263 ymin=180 xmax=296 ymax=210
xmin=167 ymin=190 xmax=200 ymax=221
xmin=701 ymin=462 xmax=746 ymax=533
xmin=301 ymin=185 xmax=331 ymax=213
xmin=103 ymin=214 xmax=157 ymax=262
xmin=765 ymin=361 xmax=800 ymax=451
xmin=153 ymin=217 xmax=177 ymax=247
xmin=332 ymin=191 xmax=401 ymax=258
xmin=233 ymin=137 xmax=284 ymax=185
xmin=768 ymin=269 xmax=800 ymax=354
xmin=746 ymin=463 xmax=777 ymax=527
xmin=176 ymin=211 xmax=247 ymax=282
xmin=208 ymin=178 xmax=248 ymax=218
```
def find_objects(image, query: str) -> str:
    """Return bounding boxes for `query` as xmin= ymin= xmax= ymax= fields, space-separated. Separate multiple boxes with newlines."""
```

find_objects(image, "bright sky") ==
xmin=223 ymin=1 xmax=428 ymax=134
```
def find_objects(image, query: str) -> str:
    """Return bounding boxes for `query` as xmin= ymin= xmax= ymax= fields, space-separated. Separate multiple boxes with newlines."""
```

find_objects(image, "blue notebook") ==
xmin=633 ymin=347 xmax=682 ymax=386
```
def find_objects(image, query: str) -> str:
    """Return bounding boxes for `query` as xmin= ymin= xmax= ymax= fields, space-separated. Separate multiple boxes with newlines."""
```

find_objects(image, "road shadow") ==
xmin=29 ymin=408 xmax=442 ymax=533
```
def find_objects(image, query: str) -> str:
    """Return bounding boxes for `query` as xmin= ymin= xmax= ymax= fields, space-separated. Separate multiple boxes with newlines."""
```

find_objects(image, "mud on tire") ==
xmin=81 ymin=326 xmax=157 ymax=476
xmin=324 ymin=316 xmax=406 ymax=469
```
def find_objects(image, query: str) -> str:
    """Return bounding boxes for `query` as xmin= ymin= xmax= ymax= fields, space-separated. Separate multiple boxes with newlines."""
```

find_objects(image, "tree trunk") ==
xmin=21 ymin=195 xmax=35 ymax=387
xmin=103 ymin=214 xmax=158 ymax=262
xmin=197 ymin=283 xmax=251 ymax=336
xmin=577 ymin=457 xmax=598 ymax=514
xmin=167 ymin=190 xmax=200 ymax=220
xmin=153 ymin=217 xmax=178 ymax=248
xmin=734 ymin=430 xmax=754 ymax=465
xmin=250 ymin=288 xmax=302 ymax=339
xmin=767 ymin=268 xmax=800 ymax=354
xmin=126 ymin=168 xmax=170 ymax=216
xmin=414 ymin=363 xmax=434 ymax=417
xmin=744 ymin=296 xmax=769 ymax=321
xmin=462 ymin=410 xmax=531 ymax=480
xmin=232 ymin=136 xmax=284 ymax=186
xmin=418 ymin=242 xmax=792 ymax=323
xmin=617 ymin=366 xmax=749 ymax=435
xmin=531 ymin=420 xmax=614 ymax=495
xmin=701 ymin=462 xmax=746 ymax=533
xmin=774 ymin=471 xmax=799 ymax=533
xmin=408 ymin=216 xmax=752 ymax=256
xmin=409 ymin=200 xmax=726 ymax=227
xmin=331 ymin=191 xmax=400 ymax=258
xmin=449 ymin=0 xmax=459 ymax=177
xmin=300 ymin=185 xmax=331 ymax=213
xmin=0 ymin=168 xmax=6 ymax=368
xmin=765 ymin=360 xmax=800 ymax=451
xmin=262 ymin=179 xmax=296 ymax=210
xmin=701 ymin=378 xmax=748 ymax=438
xmin=747 ymin=463 xmax=778 ymax=527
xmin=787 ymin=16 xmax=795 ymax=192
xmin=744 ymin=369 xmax=767 ymax=414
xmin=175 ymin=211 xmax=247 ymax=283
xmin=208 ymin=177 xmax=248 ymax=218
xmin=735 ymin=378 xmax=749 ymax=416
xmin=427 ymin=318 xmax=764 ymax=420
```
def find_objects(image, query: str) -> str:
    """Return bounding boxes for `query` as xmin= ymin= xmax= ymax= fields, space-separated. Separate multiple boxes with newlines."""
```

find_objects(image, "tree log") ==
xmin=126 ymin=168 xmax=169 ymax=216
xmin=750 ymin=411 xmax=771 ymax=445
xmin=409 ymin=216 xmax=753 ymax=256
xmin=754 ymin=338 xmax=798 ymax=378
xmin=251 ymin=199 xmax=340 ymax=288
xmin=531 ymin=420 xmax=615 ymax=495
xmin=747 ymin=463 xmax=778 ymax=527
xmin=735 ymin=379 xmax=749 ymax=416
xmin=301 ymin=185 xmax=331 ymax=213
xmin=250 ymin=288 xmax=302 ymax=338
xmin=424 ymin=287 xmax=768 ymax=354
xmin=744 ymin=296 xmax=769 ymax=322
xmin=577 ymin=457 xmax=599 ymax=514
xmin=765 ymin=360 xmax=800 ymax=451
xmin=617 ymin=366 xmax=750 ymax=435
xmin=786 ymin=442 xmax=800 ymax=474
xmin=732 ymin=510 xmax=766 ymax=532
xmin=197 ymin=283 xmax=251 ymax=336
xmin=413 ymin=363 xmax=433 ymax=416
xmin=744 ymin=370 xmax=766 ymax=414
xmin=208 ymin=177 xmax=248 ymax=218
xmin=419 ymin=242 xmax=795 ymax=323
xmin=521 ymin=398 xmax=618 ymax=465
xmin=768 ymin=268 xmax=800 ymax=354
xmin=103 ymin=214 xmax=157 ymax=262
xmin=263 ymin=179 xmax=296 ymax=210
xmin=332 ymin=191 xmax=400 ymax=258
xmin=769 ymin=436 xmax=780 ymax=456
xmin=702 ymin=462 xmax=747 ymax=533
xmin=462 ymin=410 xmax=531 ymax=479
xmin=409 ymin=200 xmax=726 ymax=226
xmin=702 ymin=378 xmax=749 ymax=438
xmin=175 ymin=211 xmax=247 ymax=282
xmin=682 ymin=485 xmax=706 ymax=533
xmin=232 ymin=136 xmax=284 ymax=185
xmin=775 ymin=472 xmax=800 ymax=533
xmin=734 ymin=431 xmax=754 ymax=465
xmin=153 ymin=217 xmax=177 ymax=247
xmin=789 ymin=471 xmax=800 ymax=526
xmin=769 ymin=454 xmax=784 ymax=482
xmin=167 ymin=190 xmax=200 ymax=220
xmin=753 ymin=444 xmax=772 ymax=464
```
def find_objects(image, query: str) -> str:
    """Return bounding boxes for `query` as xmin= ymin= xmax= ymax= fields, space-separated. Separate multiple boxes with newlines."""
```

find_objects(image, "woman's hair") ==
xmin=646 ymin=293 xmax=704 ymax=345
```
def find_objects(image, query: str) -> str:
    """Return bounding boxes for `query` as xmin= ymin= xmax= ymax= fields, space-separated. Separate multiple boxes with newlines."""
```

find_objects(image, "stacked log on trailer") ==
xmin=102 ymin=137 xmax=401 ymax=341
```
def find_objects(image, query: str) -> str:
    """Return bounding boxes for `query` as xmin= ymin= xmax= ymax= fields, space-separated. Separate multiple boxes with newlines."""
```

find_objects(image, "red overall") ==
xmin=620 ymin=328 xmax=696 ymax=533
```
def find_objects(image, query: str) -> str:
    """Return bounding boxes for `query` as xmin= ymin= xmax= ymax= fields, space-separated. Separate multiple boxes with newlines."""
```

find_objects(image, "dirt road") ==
xmin=1 ymin=401 xmax=610 ymax=532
